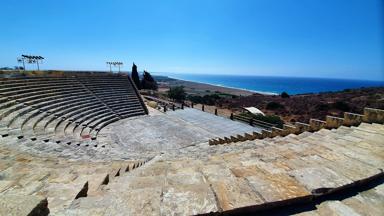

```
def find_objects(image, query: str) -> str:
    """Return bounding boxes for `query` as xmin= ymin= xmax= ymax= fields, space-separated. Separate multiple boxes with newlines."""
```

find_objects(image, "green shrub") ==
xmin=187 ymin=93 xmax=224 ymax=105
xmin=316 ymin=103 xmax=330 ymax=111
xmin=332 ymin=101 xmax=350 ymax=112
xmin=168 ymin=86 xmax=186 ymax=101
xmin=266 ymin=102 xmax=284 ymax=110
xmin=239 ymin=113 xmax=284 ymax=128
xmin=255 ymin=114 xmax=284 ymax=128
xmin=281 ymin=92 xmax=290 ymax=98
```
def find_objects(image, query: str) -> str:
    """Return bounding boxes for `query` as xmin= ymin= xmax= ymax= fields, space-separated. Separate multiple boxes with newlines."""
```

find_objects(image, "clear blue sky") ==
xmin=0 ymin=0 xmax=383 ymax=80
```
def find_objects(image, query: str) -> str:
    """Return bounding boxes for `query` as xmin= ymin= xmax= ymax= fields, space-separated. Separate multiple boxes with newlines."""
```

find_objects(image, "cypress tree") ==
xmin=141 ymin=70 xmax=158 ymax=90
xmin=131 ymin=62 xmax=141 ymax=89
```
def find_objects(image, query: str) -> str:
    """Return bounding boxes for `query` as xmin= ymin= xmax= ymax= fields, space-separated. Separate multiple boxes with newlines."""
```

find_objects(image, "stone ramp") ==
xmin=61 ymin=122 xmax=384 ymax=215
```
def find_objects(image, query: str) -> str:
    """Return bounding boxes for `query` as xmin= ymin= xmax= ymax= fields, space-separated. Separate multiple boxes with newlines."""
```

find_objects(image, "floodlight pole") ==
xmin=17 ymin=57 xmax=26 ymax=71
xmin=19 ymin=55 xmax=44 ymax=71
xmin=107 ymin=61 xmax=123 ymax=73
xmin=106 ymin=62 xmax=112 ymax=73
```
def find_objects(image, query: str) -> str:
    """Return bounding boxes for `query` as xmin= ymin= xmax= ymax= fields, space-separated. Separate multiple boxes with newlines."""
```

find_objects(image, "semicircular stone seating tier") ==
xmin=0 ymin=75 xmax=147 ymax=153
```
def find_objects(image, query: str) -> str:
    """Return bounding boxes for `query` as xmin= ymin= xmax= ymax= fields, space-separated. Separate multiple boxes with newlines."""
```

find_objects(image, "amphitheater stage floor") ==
xmin=98 ymin=108 xmax=260 ymax=153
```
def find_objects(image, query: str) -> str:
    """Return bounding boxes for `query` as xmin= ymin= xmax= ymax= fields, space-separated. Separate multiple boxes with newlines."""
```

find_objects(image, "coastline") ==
xmin=157 ymin=77 xmax=256 ymax=96
xmin=157 ymin=76 xmax=279 ymax=96
xmin=155 ymin=73 xmax=384 ymax=96
xmin=166 ymin=75 xmax=278 ymax=96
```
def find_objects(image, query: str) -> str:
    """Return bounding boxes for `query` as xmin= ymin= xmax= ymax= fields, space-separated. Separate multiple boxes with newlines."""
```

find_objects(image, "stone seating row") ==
xmin=209 ymin=107 xmax=384 ymax=145
xmin=0 ymin=77 xmax=78 ymax=86
xmin=77 ymin=76 xmax=146 ymax=118
xmin=64 ymin=121 xmax=383 ymax=215
xmin=0 ymin=74 xmax=147 ymax=149
xmin=2 ymin=95 xmax=101 ymax=133
xmin=0 ymin=141 xmax=151 ymax=215
xmin=2 ymin=92 xmax=96 ymax=124
xmin=0 ymin=82 xmax=82 ymax=96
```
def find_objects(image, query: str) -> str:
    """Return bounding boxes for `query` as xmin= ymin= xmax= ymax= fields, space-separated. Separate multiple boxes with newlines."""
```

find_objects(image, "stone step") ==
xmin=0 ymin=195 xmax=49 ymax=216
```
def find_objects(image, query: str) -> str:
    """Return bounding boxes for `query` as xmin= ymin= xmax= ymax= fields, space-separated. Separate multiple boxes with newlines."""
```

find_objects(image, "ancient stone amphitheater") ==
xmin=0 ymin=71 xmax=383 ymax=216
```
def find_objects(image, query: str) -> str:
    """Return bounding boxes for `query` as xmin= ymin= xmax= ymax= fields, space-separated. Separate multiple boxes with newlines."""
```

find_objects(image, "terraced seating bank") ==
xmin=0 ymin=72 xmax=147 ymax=151
xmin=1 ymin=107 xmax=381 ymax=215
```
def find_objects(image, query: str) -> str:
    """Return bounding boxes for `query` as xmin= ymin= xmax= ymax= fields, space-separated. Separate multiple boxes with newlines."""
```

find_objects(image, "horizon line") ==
xmin=1 ymin=68 xmax=383 ymax=82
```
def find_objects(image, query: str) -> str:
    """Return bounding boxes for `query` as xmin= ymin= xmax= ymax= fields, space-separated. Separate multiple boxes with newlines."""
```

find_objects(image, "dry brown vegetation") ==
xmin=218 ymin=87 xmax=384 ymax=123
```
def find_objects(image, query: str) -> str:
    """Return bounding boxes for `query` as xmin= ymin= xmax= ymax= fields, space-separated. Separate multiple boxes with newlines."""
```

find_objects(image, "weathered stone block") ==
xmin=244 ymin=132 xmax=254 ymax=140
xmin=326 ymin=116 xmax=344 ymax=129
xmin=343 ymin=112 xmax=364 ymax=126
xmin=363 ymin=107 xmax=384 ymax=123
xmin=213 ymin=139 xmax=220 ymax=145
xmin=309 ymin=119 xmax=326 ymax=131
xmin=261 ymin=130 xmax=273 ymax=138
xmin=283 ymin=124 xmax=297 ymax=133
xmin=237 ymin=134 xmax=247 ymax=142
xmin=230 ymin=135 xmax=239 ymax=142
xmin=0 ymin=195 xmax=49 ymax=216
xmin=208 ymin=139 xmax=217 ymax=145
xmin=252 ymin=131 xmax=262 ymax=139
xmin=271 ymin=127 xmax=284 ymax=137
xmin=283 ymin=124 xmax=298 ymax=134
xmin=295 ymin=122 xmax=311 ymax=134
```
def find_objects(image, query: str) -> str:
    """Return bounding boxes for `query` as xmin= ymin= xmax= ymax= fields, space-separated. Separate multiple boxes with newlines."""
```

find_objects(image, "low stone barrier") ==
xmin=326 ymin=116 xmax=344 ymax=129
xmin=344 ymin=112 xmax=363 ymax=126
xmin=208 ymin=107 xmax=384 ymax=146
xmin=363 ymin=107 xmax=384 ymax=124
xmin=309 ymin=119 xmax=326 ymax=131
xmin=295 ymin=122 xmax=311 ymax=134
xmin=283 ymin=124 xmax=298 ymax=134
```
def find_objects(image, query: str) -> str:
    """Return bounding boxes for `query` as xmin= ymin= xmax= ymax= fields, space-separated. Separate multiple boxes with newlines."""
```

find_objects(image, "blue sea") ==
xmin=157 ymin=73 xmax=384 ymax=95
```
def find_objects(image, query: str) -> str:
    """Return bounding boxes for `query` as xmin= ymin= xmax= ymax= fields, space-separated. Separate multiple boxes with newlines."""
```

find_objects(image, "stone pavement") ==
xmin=98 ymin=108 xmax=260 ymax=154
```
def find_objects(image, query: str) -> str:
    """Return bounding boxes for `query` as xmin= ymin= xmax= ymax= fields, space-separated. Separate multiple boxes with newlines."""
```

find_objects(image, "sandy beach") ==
xmin=156 ymin=76 xmax=256 ymax=97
